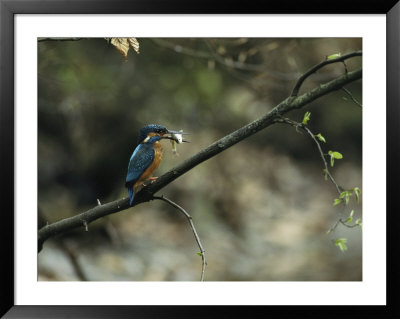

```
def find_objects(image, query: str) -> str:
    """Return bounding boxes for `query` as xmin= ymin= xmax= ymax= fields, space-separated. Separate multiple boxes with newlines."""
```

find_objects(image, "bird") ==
xmin=125 ymin=124 xmax=187 ymax=206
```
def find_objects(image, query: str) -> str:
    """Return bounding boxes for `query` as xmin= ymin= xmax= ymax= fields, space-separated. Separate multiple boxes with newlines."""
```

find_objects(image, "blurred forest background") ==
xmin=38 ymin=38 xmax=362 ymax=281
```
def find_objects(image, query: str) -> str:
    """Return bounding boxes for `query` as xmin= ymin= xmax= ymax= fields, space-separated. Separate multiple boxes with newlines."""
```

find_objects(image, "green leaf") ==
xmin=334 ymin=238 xmax=348 ymax=252
xmin=196 ymin=252 xmax=203 ymax=257
xmin=339 ymin=191 xmax=352 ymax=205
xmin=333 ymin=198 xmax=342 ymax=206
xmin=316 ymin=133 xmax=326 ymax=143
xmin=328 ymin=150 xmax=343 ymax=167
xmin=354 ymin=187 xmax=361 ymax=203
xmin=346 ymin=210 xmax=354 ymax=223
xmin=327 ymin=53 xmax=341 ymax=60
xmin=331 ymin=151 xmax=343 ymax=159
xmin=355 ymin=218 xmax=362 ymax=228
xmin=302 ymin=111 xmax=311 ymax=125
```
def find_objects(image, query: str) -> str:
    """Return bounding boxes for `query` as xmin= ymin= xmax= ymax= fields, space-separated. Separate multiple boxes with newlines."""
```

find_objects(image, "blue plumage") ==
xmin=128 ymin=187 xmax=134 ymax=205
xmin=125 ymin=124 xmax=186 ymax=206
xmin=126 ymin=143 xmax=155 ymax=205
xmin=125 ymin=132 xmax=166 ymax=205
xmin=126 ymin=144 xmax=155 ymax=182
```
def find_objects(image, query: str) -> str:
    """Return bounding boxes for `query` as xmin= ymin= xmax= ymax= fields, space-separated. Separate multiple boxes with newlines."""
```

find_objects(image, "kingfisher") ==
xmin=125 ymin=124 xmax=187 ymax=206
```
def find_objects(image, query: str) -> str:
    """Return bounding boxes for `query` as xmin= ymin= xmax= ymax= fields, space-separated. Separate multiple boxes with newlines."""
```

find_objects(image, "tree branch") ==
xmin=274 ymin=116 xmax=363 ymax=240
xmin=153 ymin=195 xmax=206 ymax=281
xmin=273 ymin=117 xmax=343 ymax=195
xmin=327 ymin=217 xmax=362 ymax=234
xmin=290 ymin=51 xmax=362 ymax=97
xmin=38 ymin=56 xmax=362 ymax=252
xmin=38 ymin=197 xmax=129 ymax=252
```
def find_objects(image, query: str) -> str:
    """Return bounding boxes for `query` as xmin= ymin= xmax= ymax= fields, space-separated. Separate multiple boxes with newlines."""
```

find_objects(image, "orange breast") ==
xmin=134 ymin=142 xmax=163 ymax=191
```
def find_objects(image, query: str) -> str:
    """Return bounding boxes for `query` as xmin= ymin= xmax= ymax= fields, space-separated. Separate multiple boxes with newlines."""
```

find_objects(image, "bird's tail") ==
xmin=128 ymin=186 xmax=135 ymax=206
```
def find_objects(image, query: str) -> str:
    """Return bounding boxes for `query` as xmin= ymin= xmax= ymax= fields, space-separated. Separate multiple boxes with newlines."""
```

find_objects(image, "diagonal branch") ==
xmin=38 ymin=58 xmax=362 ymax=252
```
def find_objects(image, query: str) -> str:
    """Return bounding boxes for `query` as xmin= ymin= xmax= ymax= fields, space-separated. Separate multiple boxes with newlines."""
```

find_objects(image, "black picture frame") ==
xmin=1 ymin=0 xmax=399 ymax=317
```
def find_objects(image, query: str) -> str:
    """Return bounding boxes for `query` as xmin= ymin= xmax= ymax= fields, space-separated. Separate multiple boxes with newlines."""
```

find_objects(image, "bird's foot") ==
xmin=142 ymin=177 xmax=158 ymax=187
xmin=149 ymin=177 xmax=158 ymax=183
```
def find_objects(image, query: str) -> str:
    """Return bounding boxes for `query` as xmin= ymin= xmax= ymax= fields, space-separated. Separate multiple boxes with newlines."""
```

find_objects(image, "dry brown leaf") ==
xmin=108 ymin=38 xmax=140 ymax=60
xmin=110 ymin=38 xmax=129 ymax=60
xmin=128 ymin=38 xmax=140 ymax=54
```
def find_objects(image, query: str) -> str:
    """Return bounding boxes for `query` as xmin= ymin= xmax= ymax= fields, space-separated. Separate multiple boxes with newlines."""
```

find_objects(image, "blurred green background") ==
xmin=38 ymin=38 xmax=362 ymax=281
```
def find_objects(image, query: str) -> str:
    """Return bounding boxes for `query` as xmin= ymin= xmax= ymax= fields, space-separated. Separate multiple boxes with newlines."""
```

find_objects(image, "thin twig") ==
xmin=153 ymin=195 xmax=206 ymax=282
xmin=342 ymin=87 xmax=362 ymax=108
xmin=302 ymin=126 xmax=342 ymax=195
xmin=275 ymin=117 xmax=363 ymax=239
xmin=327 ymin=218 xmax=361 ymax=233
xmin=274 ymin=117 xmax=342 ymax=195
xmin=291 ymin=51 xmax=362 ymax=97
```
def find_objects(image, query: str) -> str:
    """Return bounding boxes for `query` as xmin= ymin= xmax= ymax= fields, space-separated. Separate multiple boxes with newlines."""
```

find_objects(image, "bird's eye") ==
xmin=155 ymin=128 xmax=166 ymax=134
